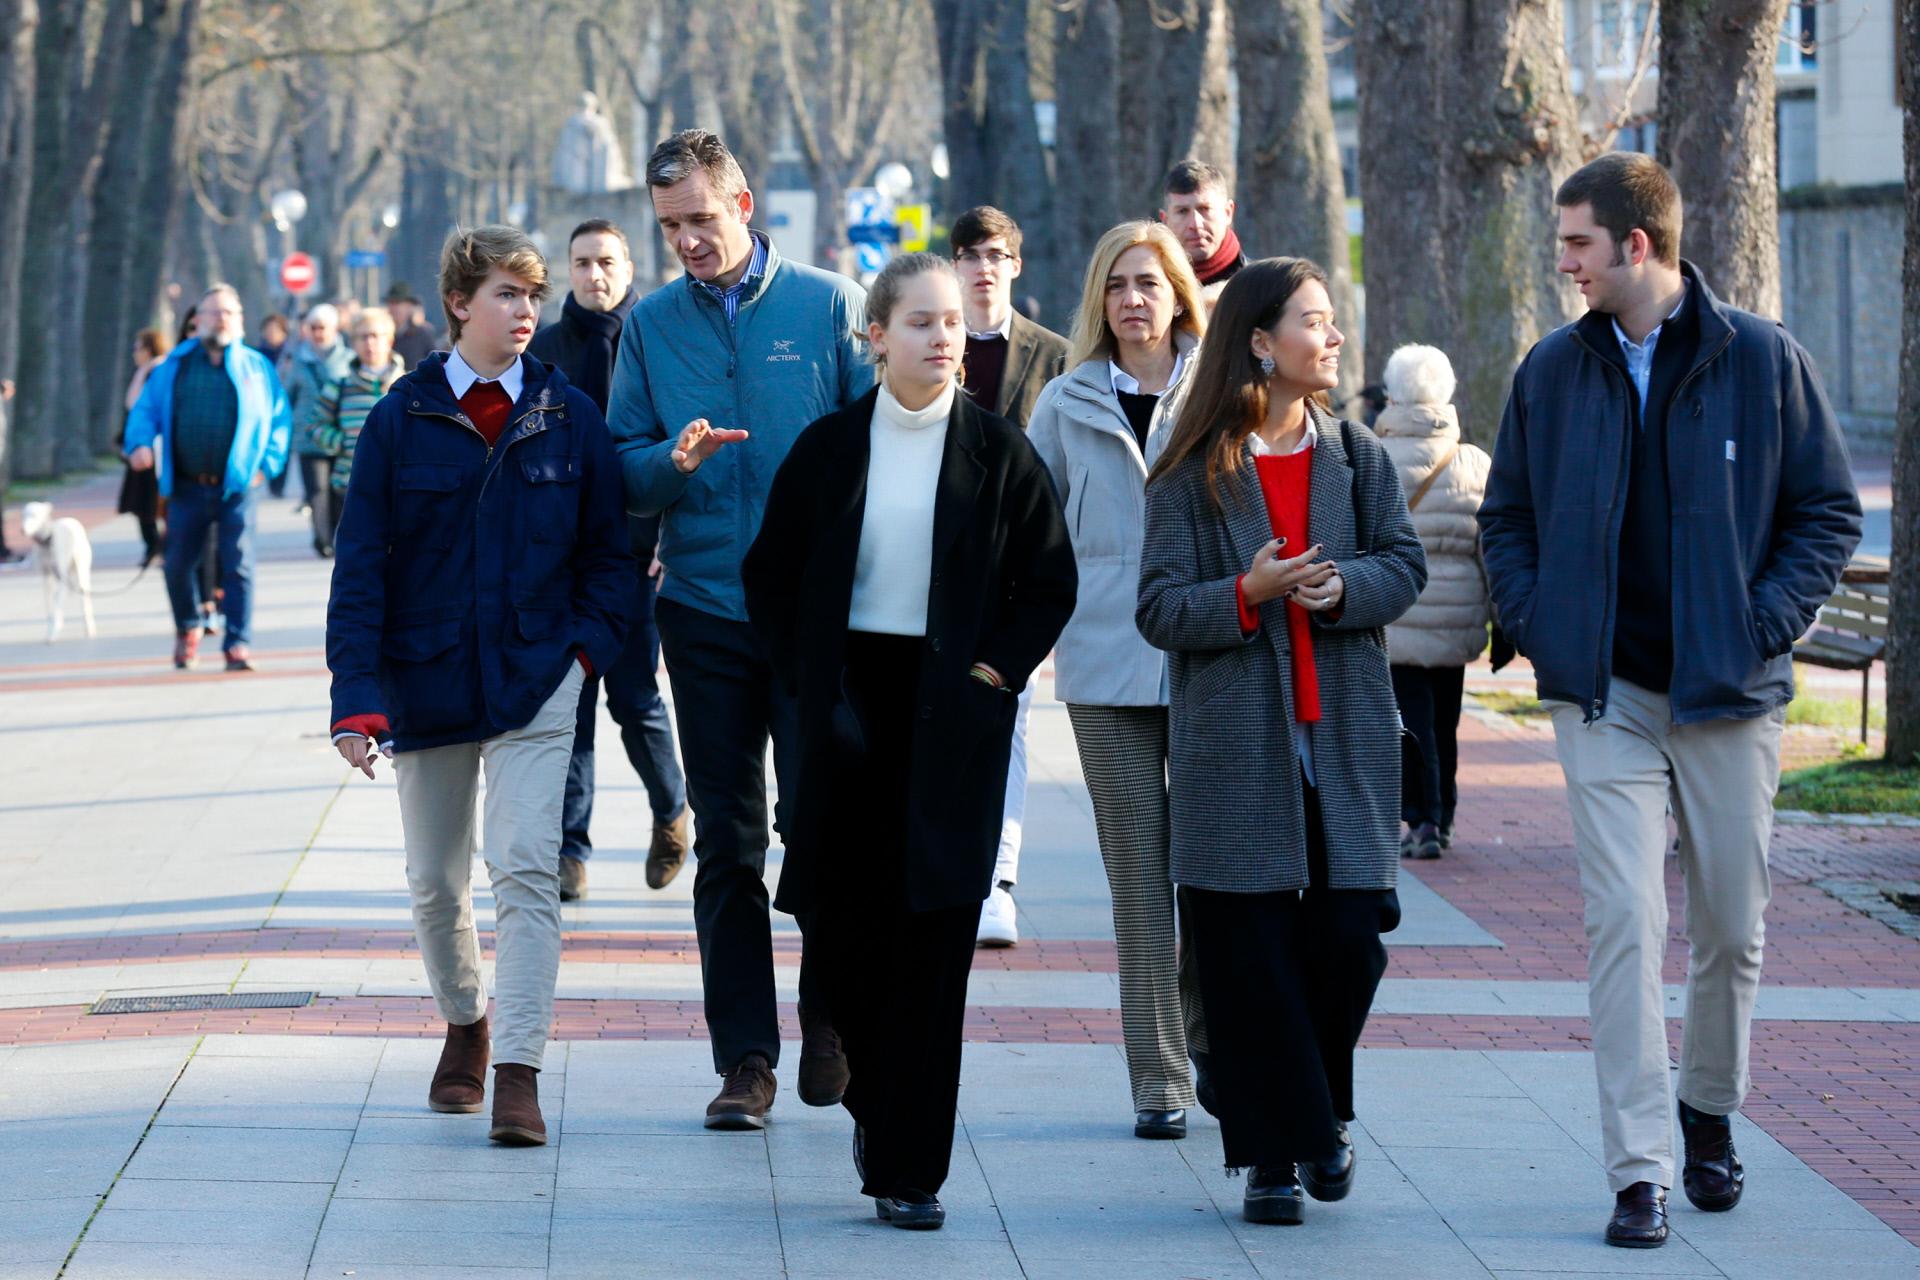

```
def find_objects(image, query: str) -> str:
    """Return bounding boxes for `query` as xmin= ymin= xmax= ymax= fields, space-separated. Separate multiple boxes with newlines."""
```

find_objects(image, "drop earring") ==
xmin=1259 ymin=355 xmax=1275 ymax=377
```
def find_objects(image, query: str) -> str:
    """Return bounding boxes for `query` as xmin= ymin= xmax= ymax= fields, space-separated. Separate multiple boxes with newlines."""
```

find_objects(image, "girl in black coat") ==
xmin=742 ymin=252 xmax=1076 ymax=1230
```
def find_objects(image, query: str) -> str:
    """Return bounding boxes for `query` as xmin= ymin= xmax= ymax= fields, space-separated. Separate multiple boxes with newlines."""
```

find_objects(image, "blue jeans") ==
xmin=561 ymin=569 xmax=687 ymax=861
xmin=163 ymin=482 xmax=256 ymax=648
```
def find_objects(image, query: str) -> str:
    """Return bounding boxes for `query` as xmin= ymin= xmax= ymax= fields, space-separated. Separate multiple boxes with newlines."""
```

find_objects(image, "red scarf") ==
xmin=1193 ymin=226 xmax=1243 ymax=286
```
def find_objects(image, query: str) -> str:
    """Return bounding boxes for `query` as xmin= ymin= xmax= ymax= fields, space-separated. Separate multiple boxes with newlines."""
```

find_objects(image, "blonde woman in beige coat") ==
xmin=1375 ymin=344 xmax=1491 ymax=859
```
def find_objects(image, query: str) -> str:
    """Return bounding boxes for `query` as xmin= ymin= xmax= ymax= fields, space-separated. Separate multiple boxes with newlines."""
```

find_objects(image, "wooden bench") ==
xmin=1792 ymin=560 xmax=1889 ymax=742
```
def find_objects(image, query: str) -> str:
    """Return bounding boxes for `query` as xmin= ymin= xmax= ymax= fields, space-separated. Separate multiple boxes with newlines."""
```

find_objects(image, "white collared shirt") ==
xmin=1610 ymin=286 xmax=1687 ymax=416
xmin=446 ymin=345 xmax=524 ymax=406
xmin=967 ymin=311 xmax=1013 ymax=343
xmin=1109 ymin=347 xmax=1188 ymax=397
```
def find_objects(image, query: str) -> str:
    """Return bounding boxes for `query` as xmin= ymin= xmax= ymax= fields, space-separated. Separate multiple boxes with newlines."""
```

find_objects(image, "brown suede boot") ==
xmin=428 ymin=1016 xmax=489 ymax=1114
xmin=490 ymin=1063 xmax=547 ymax=1146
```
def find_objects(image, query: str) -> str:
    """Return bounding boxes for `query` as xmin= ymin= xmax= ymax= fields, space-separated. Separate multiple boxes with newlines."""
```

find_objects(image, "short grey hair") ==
xmin=200 ymin=282 xmax=243 ymax=310
xmin=303 ymin=303 xmax=340 ymax=329
xmin=1383 ymin=343 xmax=1457 ymax=408
xmin=645 ymin=129 xmax=748 ymax=203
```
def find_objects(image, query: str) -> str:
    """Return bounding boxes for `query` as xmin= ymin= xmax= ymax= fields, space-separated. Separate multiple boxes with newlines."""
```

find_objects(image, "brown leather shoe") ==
xmin=796 ymin=1002 xmax=849 ymax=1107
xmin=428 ymin=1016 xmax=489 ymax=1113
xmin=490 ymin=1063 xmax=546 ymax=1146
xmin=646 ymin=808 xmax=690 ymax=889
xmin=559 ymin=856 xmax=587 ymax=902
xmin=1605 ymin=1181 xmax=1668 ymax=1248
xmin=1679 ymin=1099 xmax=1744 ymax=1211
xmin=223 ymin=644 xmax=254 ymax=672
xmin=705 ymin=1052 xmax=776 ymax=1130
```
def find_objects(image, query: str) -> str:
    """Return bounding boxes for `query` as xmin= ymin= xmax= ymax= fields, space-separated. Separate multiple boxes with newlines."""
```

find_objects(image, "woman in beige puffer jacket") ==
xmin=1375 ymin=344 xmax=1490 ymax=858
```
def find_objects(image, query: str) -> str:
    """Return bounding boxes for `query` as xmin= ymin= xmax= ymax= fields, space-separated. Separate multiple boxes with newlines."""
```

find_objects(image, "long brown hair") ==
xmin=1146 ymin=257 xmax=1330 ymax=511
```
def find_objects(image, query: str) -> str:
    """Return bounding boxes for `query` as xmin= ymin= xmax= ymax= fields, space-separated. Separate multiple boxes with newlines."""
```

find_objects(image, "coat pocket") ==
xmin=1182 ymin=646 xmax=1250 ymax=709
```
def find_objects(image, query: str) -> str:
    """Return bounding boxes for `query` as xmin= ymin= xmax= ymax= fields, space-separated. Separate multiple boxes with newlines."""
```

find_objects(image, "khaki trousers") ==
xmin=1549 ymin=678 xmax=1783 ymax=1192
xmin=393 ymin=664 xmax=584 ymax=1070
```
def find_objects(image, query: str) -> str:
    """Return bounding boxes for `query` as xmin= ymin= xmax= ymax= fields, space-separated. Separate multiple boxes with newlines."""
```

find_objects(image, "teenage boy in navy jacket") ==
xmin=1481 ymin=153 xmax=1860 ymax=1249
xmin=326 ymin=226 xmax=633 ymax=1147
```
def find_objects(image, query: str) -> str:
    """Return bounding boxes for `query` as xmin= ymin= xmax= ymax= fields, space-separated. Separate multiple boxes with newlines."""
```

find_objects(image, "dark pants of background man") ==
xmin=1392 ymin=664 xmax=1465 ymax=832
xmin=163 ymin=481 xmax=255 ymax=649
xmin=562 ymin=569 xmax=688 ymax=862
xmin=655 ymin=594 xmax=822 ymax=1074
xmin=300 ymin=455 xmax=341 ymax=555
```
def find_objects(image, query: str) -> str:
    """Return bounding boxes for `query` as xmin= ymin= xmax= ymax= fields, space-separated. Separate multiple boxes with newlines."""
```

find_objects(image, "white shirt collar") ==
xmin=1246 ymin=418 xmax=1319 ymax=457
xmin=1109 ymin=346 xmax=1188 ymax=397
xmin=446 ymin=346 xmax=524 ymax=405
xmin=967 ymin=311 xmax=1013 ymax=343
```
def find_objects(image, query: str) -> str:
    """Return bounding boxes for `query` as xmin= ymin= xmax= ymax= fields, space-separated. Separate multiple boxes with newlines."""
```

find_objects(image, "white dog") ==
xmin=21 ymin=501 xmax=96 ymax=642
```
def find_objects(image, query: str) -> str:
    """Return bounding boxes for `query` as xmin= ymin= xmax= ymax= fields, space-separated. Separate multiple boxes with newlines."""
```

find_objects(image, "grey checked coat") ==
xmin=1136 ymin=404 xmax=1427 ymax=894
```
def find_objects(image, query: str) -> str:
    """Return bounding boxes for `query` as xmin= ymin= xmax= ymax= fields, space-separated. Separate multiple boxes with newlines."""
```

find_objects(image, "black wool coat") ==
xmin=742 ymin=386 xmax=1077 ymax=914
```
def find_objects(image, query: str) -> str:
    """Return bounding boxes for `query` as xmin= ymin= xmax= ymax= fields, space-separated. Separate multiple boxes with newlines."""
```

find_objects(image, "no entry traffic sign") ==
xmin=280 ymin=252 xmax=318 ymax=295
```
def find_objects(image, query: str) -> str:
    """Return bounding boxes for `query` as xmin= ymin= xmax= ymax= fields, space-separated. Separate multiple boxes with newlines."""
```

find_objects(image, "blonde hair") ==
xmin=1067 ymin=222 xmax=1206 ymax=368
xmin=352 ymin=308 xmax=397 ymax=337
xmin=1383 ymin=344 xmax=1457 ymax=407
xmin=438 ymin=225 xmax=551 ymax=342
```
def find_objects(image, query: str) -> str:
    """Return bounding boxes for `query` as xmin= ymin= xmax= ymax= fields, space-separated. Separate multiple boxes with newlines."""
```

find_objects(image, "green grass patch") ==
xmin=1776 ymin=757 xmax=1920 ymax=816
xmin=1472 ymin=691 xmax=1548 ymax=718
xmin=1785 ymin=694 xmax=1885 ymax=732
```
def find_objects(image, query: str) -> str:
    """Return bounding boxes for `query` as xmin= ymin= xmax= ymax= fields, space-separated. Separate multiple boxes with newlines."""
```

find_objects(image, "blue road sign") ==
xmin=847 ymin=222 xmax=899 ymax=247
xmin=854 ymin=242 xmax=888 ymax=274
xmin=345 ymin=250 xmax=387 ymax=269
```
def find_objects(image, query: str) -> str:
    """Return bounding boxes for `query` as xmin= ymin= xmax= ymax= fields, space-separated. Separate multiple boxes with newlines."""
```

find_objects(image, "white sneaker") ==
xmin=977 ymin=885 xmax=1018 ymax=948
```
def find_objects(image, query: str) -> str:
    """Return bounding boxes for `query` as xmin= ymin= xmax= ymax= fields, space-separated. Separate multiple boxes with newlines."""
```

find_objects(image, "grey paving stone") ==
xmin=780 ymin=1231 xmax=1023 ymax=1278
xmin=547 ymin=1245 xmax=784 ymax=1280
xmin=336 ymin=1138 xmax=558 ymax=1176
xmin=1359 ymin=1092 xmax=1577 ymax=1151
xmin=307 ymin=1224 xmax=550 ymax=1269
xmin=59 ymin=1239 xmax=313 ymax=1280
xmin=318 ymin=1195 xmax=552 ymax=1235
xmin=0 ymin=1195 xmax=93 ymax=1265
xmin=302 ymin=1268 xmax=547 ymax=1280
xmin=554 ymin=1132 xmax=771 ymax=1191
xmin=550 ymin=1185 xmax=775 ymax=1223
xmin=1019 ymin=1259 xmax=1263 ymax=1280
xmin=123 ymin=1125 xmax=352 ymax=1184
xmin=332 ymin=1167 xmax=556 ymax=1203
xmin=100 ymin=1179 xmax=332 ymax=1213
xmin=85 ymin=1204 xmax=328 ymax=1247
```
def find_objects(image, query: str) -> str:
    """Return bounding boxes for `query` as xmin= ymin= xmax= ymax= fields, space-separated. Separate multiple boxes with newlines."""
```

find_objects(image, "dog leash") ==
xmin=49 ymin=557 xmax=154 ymax=597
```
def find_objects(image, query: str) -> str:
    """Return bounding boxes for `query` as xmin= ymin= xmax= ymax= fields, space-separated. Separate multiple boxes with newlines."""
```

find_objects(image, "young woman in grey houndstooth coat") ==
xmin=1137 ymin=257 xmax=1426 ymax=1226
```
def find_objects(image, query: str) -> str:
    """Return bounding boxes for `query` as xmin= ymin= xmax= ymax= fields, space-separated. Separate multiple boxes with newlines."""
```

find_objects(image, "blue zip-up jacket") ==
xmin=123 ymin=338 xmax=293 ymax=497
xmin=1479 ymin=263 xmax=1862 ymax=725
xmin=606 ymin=232 xmax=872 ymax=621
xmin=325 ymin=353 xmax=634 ymax=752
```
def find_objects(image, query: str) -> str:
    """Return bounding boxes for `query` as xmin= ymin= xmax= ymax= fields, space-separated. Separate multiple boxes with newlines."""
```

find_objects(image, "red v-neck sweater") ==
xmin=1235 ymin=449 xmax=1321 ymax=724
xmin=459 ymin=380 xmax=514 ymax=447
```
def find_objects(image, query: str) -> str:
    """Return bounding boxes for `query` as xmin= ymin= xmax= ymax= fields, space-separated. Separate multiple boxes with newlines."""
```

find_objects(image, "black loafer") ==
xmin=875 ymin=1189 xmax=945 ymax=1230
xmin=1679 ymin=1099 xmax=1744 ymax=1211
xmin=1299 ymin=1121 xmax=1355 ymax=1202
xmin=1243 ymin=1165 xmax=1305 ymax=1225
xmin=1134 ymin=1108 xmax=1187 ymax=1139
xmin=1605 ymin=1181 xmax=1668 ymax=1248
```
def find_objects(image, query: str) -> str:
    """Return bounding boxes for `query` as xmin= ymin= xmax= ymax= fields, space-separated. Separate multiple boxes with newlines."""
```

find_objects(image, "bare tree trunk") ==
xmin=1230 ymin=0 xmax=1360 ymax=403
xmin=1117 ymin=0 xmax=1229 ymax=213
xmin=119 ymin=0 xmax=197 ymax=355
xmin=931 ymin=0 xmax=1058 ymax=318
xmin=0 ymin=0 xmax=36 ymax=501
xmin=1655 ymin=0 xmax=1784 ymax=318
xmin=1888 ymin=0 xmax=1920 ymax=764
xmin=1354 ymin=0 xmax=1579 ymax=442
xmin=1052 ymin=0 xmax=1122 ymax=297
xmin=13 ymin=0 xmax=132 ymax=477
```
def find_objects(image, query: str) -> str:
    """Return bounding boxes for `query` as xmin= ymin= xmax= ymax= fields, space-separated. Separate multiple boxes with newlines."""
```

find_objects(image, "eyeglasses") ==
xmin=955 ymin=249 xmax=1015 ymax=267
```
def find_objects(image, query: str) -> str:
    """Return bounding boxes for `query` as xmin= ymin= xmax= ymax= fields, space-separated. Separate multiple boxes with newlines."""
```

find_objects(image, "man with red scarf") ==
xmin=1159 ymin=159 xmax=1245 ymax=313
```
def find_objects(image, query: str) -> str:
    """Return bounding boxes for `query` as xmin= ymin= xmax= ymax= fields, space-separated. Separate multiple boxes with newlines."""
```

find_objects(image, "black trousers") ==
xmin=1392 ymin=664 xmax=1465 ymax=830
xmin=814 ymin=632 xmax=978 ymax=1198
xmin=655 ymin=595 xmax=822 ymax=1074
xmin=1186 ymin=779 xmax=1394 ymax=1171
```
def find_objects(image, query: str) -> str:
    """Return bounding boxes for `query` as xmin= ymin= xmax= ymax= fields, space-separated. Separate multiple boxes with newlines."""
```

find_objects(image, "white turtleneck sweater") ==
xmin=848 ymin=379 xmax=954 ymax=636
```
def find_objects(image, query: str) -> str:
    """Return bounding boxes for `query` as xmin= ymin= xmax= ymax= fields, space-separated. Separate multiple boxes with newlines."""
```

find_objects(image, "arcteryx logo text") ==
xmin=766 ymin=339 xmax=802 ymax=364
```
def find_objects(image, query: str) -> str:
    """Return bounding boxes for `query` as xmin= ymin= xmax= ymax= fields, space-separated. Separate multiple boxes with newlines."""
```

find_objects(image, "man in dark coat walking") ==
xmin=530 ymin=218 xmax=689 ymax=904
xmin=1480 ymin=153 xmax=1861 ymax=1250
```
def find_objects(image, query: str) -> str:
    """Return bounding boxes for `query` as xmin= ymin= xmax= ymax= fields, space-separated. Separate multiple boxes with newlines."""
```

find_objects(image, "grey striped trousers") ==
xmin=1067 ymin=703 xmax=1204 ymax=1111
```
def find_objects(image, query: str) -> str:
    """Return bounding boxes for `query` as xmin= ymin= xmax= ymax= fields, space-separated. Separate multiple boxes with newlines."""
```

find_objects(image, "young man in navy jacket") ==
xmin=326 ymin=226 xmax=633 ymax=1147
xmin=1481 ymin=153 xmax=1861 ymax=1248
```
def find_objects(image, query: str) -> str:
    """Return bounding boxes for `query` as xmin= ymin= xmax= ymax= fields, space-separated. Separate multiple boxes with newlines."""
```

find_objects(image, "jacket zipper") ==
xmin=1658 ymin=327 xmax=1736 ymax=724
xmin=1567 ymin=331 xmax=1635 ymax=723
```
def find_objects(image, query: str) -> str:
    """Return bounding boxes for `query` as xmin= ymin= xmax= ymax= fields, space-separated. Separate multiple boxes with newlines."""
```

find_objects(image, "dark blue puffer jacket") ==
xmin=326 ymin=353 xmax=634 ymax=751
xmin=1479 ymin=263 xmax=1862 ymax=725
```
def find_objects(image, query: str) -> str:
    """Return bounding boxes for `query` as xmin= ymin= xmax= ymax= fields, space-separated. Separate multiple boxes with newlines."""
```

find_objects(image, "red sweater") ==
xmin=1235 ymin=449 xmax=1320 ymax=724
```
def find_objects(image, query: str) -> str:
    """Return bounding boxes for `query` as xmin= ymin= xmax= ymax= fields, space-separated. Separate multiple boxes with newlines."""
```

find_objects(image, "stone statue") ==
xmin=553 ymin=92 xmax=634 ymax=194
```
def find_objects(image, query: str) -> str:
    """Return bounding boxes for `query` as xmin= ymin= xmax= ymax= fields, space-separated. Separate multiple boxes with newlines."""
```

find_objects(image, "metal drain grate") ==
xmin=89 ymin=991 xmax=317 ymax=1015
